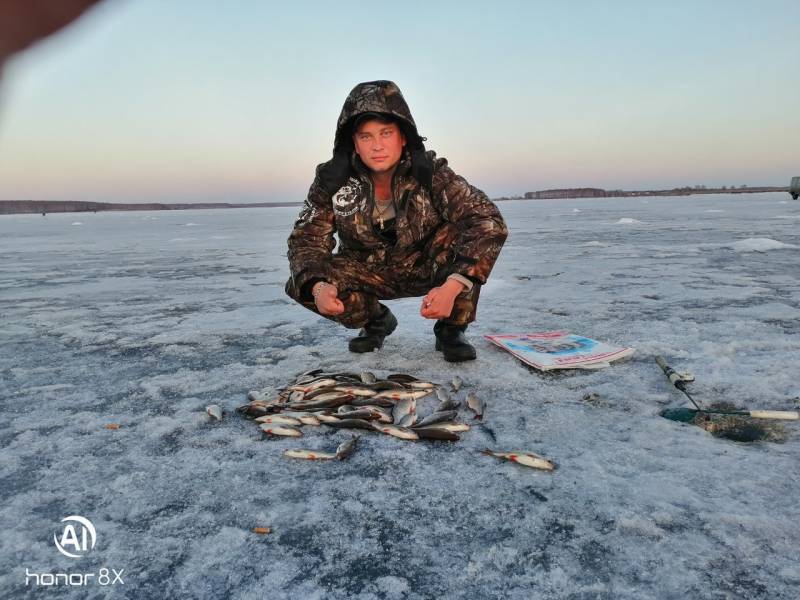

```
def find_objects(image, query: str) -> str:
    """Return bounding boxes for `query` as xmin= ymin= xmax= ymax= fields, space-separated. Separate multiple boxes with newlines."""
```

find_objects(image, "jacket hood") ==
xmin=333 ymin=80 xmax=426 ymax=153
xmin=316 ymin=80 xmax=433 ymax=197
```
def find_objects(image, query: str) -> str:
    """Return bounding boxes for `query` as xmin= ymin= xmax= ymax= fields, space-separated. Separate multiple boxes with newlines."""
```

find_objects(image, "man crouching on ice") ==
xmin=285 ymin=80 xmax=508 ymax=362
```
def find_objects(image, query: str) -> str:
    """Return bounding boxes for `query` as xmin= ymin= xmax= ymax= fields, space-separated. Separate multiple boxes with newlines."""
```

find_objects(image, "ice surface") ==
xmin=1 ymin=194 xmax=799 ymax=599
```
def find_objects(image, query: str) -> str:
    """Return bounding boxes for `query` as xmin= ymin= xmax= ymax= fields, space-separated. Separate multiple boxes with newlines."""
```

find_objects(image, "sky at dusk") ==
xmin=0 ymin=0 xmax=798 ymax=204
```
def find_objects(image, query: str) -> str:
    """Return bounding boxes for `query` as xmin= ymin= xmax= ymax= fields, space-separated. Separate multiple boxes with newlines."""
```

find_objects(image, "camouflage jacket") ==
xmin=287 ymin=80 xmax=508 ymax=297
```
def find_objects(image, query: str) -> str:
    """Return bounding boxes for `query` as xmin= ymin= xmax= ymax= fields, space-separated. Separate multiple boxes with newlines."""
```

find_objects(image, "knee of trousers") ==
xmin=285 ymin=280 xmax=379 ymax=330
xmin=334 ymin=290 xmax=380 ymax=329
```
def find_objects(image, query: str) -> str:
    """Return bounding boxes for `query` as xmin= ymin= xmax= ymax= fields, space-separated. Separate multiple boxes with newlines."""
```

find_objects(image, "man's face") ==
xmin=353 ymin=119 xmax=406 ymax=174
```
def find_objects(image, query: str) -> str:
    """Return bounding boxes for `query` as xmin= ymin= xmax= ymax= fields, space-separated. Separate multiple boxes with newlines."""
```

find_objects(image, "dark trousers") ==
xmin=285 ymin=225 xmax=481 ymax=329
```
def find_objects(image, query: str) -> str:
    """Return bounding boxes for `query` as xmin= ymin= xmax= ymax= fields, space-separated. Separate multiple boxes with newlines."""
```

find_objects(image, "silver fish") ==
xmin=405 ymin=381 xmax=437 ymax=390
xmin=283 ymin=448 xmax=337 ymax=460
xmin=324 ymin=418 xmax=376 ymax=431
xmin=288 ymin=394 xmax=353 ymax=411
xmin=255 ymin=415 xmax=302 ymax=426
xmin=236 ymin=403 xmax=269 ymax=418
xmin=350 ymin=396 xmax=395 ymax=408
xmin=422 ymin=422 xmax=471 ymax=433
xmin=333 ymin=386 xmax=376 ymax=397
xmin=206 ymin=404 xmax=223 ymax=420
xmin=335 ymin=436 xmax=359 ymax=460
xmin=260 ymin=425 xmax=302 ymax=437
xmin=451 ymin=375 xmax=463 ymax=392
xmin=413 ymin=427 xmax=460 ymax=441
xmin=298 ymin=414 xmax=321 ymax=426
xmin=360 ymin=371 xmax=377 ymax=384
xmin=289 ymin=390 xmax=305 ymax=402
xmin=435 ymin=387 xmax=451 ymax=402
xmin=466 ymin=392 xmax=485 ymax=420
xmin=315 ymin=414 xmax=342 ymax=424
xmin=362 ymin=406 xmax=394 ymax=423
xmin=288 ymin=378 xmax=337 ymax=393
xmin=371 ymin=380 xmax=407 ymax=391
xmin=374 ymin=424 xmax=419 ymax=441
xmin=413 ymin=410 xmax=459 ymax=428
xmin=374 ymin=389 xmax=431 ymax=401
xmin=437 ymin=398 xmax=461 ymax=412
xmin=296 ymin=368 xmax=324 ymax=379
xmin=336 ymin=408 xmax=381 ymax=421
xmin=481 ymin=449 xmax=556 ymax=471
xmin=393 ymin=397 xmax=417 ymax=427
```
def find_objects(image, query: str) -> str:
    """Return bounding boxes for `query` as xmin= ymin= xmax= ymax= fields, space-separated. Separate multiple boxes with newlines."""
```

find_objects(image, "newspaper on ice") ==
xmin=484 ymin=331 xmax=635 ymax=371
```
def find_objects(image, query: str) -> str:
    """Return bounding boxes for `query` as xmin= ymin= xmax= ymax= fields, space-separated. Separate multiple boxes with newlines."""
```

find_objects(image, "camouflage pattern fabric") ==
xmin=285 ymin=80 xmax=507 ymax=329
xmin=285 ymin=222 xmax=482 ymax=328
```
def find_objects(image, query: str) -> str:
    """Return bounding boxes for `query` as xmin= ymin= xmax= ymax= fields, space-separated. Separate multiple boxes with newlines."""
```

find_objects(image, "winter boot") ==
xmin=348 ymin=304 xmax=398 ymax=353
xmin=434 ymin=320 xmax=477 ymax=362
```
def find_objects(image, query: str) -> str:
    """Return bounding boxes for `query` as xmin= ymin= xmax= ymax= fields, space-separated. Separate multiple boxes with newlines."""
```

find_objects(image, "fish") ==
xmin=246 ymin=391 xmax=264 ymax=402
xmin=362 ymin=406 xmax=394 ymax=423
xmin=393 ymin=397 xmax=417 ymax=427
xmin=288 ymin=378 xmax=338 ymax=393
xmin=315 ymin=414 xmax=342 ymax=424
xmin=300 ymin=391 xmax=349 ymax=403
xmin=289 ymin=390 xmax=305 ymax=402
xmin=360 ymin=371 xmax=377 ymax=384
xmin=255 ymin=415 xmax=302 ymax=426
xmin=335 ymin=408 xmax=381 ymax=421
xmin=451 ymin=375 xmax=463 ymax=392
xmin=323 ymin=418 xmax=377 ymax=431
xmin=437 ymin=397 xmax=461 ymax=412
xmin=260 ymin=425 xmax=302 ymax=437
xmin=481 ymin=449 xmax=556 ymax=471
xmin=413 ymin=410 xmax=459 ymax=428
xmin=236 ymin=403 xmax=270 ymax=418
xmin=405 ymin=381 xmax=437 ymax=390
xmin=335 ymin=436 xmax=359 ymax=460
xmin=374 ymin=424 xmax=419 ymax=441
xmin=333 ymin=386 xmax=376 ymax=397
xmin=350 ymin=396 xmax=395 ymax=408
xmin=465 ymin=392 xmax=485 ymax=420
xmin=288 ymin=394 xmax=353 ymax=411
xmin=374 ymin=389 xmax=431 ymax=401
xmin=298 ymin=367 xmax=324 ymax=377
xmin=283 ymin=449 xmax=337 ymax=460
xmin=370 ymin=380 xmax=407 ymax=391
xmin=435 ymin=387 xmax=451 ymax=402
xmin=298 ymin=415 xmax=321 ymax=426
xmin=413 ymin=427 xmax=460 ymax=441
xmin=386 ymin=373 xmax=418 ymax=383
xmin=206 ymin=404 xmax=223 ymax=420
xmin=423 ymin=422 xmax=471 ymax=433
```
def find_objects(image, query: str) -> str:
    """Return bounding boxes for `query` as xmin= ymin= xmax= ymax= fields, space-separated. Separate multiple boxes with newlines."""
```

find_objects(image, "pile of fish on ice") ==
xmin=205 ymin=369 xmax=555 ymax=471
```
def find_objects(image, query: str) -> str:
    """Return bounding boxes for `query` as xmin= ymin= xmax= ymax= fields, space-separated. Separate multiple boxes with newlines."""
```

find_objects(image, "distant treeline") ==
xmin=0 ymin=200 xmax=302 ymax=215
xmin=501 ymin=186 xmax=789 ymax=201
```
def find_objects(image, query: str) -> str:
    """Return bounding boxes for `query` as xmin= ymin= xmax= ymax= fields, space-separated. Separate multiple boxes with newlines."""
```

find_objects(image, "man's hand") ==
xmin=420 ymin=279 xmax=465 ymax=319
xmin=313 ymin=282 xmax=345 ymax=316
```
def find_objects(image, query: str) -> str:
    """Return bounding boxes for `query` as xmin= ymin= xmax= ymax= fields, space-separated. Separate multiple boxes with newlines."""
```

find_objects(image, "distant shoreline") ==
xmin=0 ymin=186 xmax=792 ymax=215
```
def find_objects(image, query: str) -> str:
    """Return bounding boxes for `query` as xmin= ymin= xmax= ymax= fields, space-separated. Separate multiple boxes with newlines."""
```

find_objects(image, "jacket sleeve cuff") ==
xmin=446 ymin=273 xmax=474 ymax=293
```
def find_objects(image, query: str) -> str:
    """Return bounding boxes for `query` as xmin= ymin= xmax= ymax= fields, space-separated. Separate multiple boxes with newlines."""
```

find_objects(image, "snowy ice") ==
xmin=1 ymin=193 xmax=799 ymax=599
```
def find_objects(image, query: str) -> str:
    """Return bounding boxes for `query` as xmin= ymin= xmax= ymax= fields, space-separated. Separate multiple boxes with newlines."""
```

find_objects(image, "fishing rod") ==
xmin=661 ymin=406 xmax=799 ymax=423
xmin=655 ymin=356 xmax=799 ymax=422
xmin=654 ymin=356 xmax=704 ymax=412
